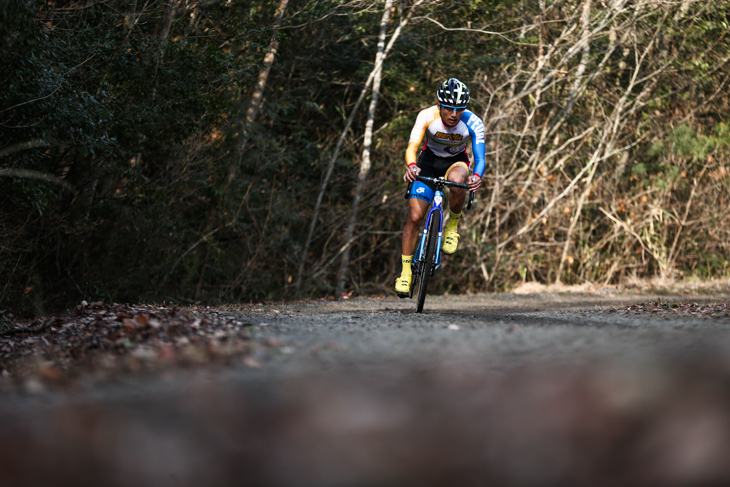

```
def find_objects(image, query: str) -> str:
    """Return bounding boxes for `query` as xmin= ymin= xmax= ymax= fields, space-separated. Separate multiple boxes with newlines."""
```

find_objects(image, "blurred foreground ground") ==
xmin=2 ymin=288 xmax=730 ymax=486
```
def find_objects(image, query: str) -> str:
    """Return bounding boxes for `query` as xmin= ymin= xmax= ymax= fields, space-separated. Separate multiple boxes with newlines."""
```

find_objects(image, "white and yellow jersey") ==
xmin=405 ymin=106 xmax=486 ymax=177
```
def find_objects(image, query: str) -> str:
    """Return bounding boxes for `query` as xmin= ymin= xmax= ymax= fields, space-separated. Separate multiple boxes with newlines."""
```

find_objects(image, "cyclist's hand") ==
xmin=468 ymin=174 xmax=482 ymax=191
xmin=404 ymin=164 xmax=420 ymax=183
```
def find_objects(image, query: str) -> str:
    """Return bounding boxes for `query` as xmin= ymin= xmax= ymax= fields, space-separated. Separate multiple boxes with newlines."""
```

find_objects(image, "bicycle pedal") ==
xmin=396 ymin=292 xmax=410 ymax=299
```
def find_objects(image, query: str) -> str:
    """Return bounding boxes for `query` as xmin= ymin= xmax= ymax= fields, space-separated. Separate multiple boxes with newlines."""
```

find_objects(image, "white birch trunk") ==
xmin=334 ymin=1 xmax=392 ymax=294
xmin=295 ymin=0 xmax=425 ymax=293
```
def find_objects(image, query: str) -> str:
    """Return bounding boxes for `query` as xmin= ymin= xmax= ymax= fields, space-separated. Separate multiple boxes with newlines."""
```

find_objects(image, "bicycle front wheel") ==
xmin=416 ymin=212 xmax=441 ymax=313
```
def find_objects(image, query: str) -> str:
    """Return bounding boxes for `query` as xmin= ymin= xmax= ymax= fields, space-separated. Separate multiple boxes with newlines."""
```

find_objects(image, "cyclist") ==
xmin=395 ymin=78 xmax=486 ymax=297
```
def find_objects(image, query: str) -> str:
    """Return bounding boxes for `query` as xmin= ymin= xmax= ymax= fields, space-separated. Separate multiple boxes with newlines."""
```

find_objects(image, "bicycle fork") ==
xmin=415 ymin=190 xmax=445 ymax=273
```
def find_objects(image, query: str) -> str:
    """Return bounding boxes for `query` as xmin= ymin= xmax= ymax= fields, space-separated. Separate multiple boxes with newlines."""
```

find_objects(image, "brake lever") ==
xmin=466 ymin=176 xmax=476 ymax=210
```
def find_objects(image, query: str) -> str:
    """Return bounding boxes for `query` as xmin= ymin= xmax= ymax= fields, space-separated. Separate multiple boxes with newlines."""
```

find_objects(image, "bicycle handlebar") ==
xmin=415 ymin=175 xmax=469 ymax=190
xmin=414 ymin=175 xmax=476 ymax=210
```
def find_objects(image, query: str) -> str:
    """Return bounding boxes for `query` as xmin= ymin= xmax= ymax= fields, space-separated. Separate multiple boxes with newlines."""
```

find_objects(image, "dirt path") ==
xmin=3 ymin=291 xmax=730 ymax=486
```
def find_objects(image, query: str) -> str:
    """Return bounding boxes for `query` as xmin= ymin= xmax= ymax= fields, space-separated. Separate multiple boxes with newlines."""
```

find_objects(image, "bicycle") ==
xmin=406 ymin=175 xmax=475 ymax=313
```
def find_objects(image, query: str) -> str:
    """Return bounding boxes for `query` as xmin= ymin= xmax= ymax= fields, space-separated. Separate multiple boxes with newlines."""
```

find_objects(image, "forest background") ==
xmin=1 ymin=0 xmax=729 ymax=318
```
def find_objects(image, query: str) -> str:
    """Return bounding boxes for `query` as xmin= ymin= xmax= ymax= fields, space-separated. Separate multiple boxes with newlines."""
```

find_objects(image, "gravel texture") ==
xmin=3 ymin=291 xmax=730 ymax=486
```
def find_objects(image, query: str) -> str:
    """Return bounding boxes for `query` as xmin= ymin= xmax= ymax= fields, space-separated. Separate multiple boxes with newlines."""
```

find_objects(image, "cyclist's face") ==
xmin=438 ymin=103 xmax=465 ymax=127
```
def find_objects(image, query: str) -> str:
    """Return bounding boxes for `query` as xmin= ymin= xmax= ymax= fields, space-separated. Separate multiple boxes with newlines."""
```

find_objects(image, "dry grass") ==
xmin=510 ymin=276 xmax=730 ymax=295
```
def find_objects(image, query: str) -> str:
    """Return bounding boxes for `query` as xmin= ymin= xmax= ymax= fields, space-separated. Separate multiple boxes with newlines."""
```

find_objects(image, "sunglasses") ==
xmin=440 ymin=104 xmax=466 ymax=113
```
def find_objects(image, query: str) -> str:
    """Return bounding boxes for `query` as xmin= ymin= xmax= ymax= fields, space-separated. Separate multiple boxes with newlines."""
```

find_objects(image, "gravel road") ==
xmin=3 ymin=291 xmax=730 ymax=486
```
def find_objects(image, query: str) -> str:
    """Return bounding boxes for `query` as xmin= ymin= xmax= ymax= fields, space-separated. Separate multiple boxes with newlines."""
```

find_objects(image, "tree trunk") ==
xmin=334 ymin=0 xmax=394 ymax=294
xmin=296 ymin=0 xmax=425 ymax=294
xmin=225 ymin=0 xmax=289 ymax=200
xmin=124 ymin=0 xmax=138 ymax=34
xmin=159 ymin=0 xmax=178 ymax=42
xmin=555 ymin=0 xmax=592 ymax=285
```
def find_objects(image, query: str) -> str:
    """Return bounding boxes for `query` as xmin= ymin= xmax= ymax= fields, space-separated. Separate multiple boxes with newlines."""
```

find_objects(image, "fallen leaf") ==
xmin=244 ymin=356 xmax=261 ymax=368
xmin=135 ymin=314 xmax=149 ymax=327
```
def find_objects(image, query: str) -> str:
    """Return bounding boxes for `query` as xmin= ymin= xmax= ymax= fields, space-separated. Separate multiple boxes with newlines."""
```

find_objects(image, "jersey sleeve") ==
xmin=405 ymin=107 xmax=437 ymax=166
xmin=462 ymin=111 xmax=486 ymax=177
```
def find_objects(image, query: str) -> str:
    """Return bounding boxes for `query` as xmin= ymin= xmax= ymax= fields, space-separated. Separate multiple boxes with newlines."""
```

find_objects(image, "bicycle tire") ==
xmin=409 ymin=260 xmax=420 ymax=299
xmin=416 ymin=212 xmax=441 ymax=313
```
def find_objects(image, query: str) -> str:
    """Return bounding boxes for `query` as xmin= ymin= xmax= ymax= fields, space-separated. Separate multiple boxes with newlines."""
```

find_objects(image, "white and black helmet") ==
xmin=436 ymin=78 xmax=470 ymax=107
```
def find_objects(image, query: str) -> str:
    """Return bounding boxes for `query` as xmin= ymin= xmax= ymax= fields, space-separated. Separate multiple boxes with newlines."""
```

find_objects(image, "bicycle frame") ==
xmin=408 ymin=175 xmax=475 ymax=309
xmin=414 ymin=188 xmax=446 ymax=273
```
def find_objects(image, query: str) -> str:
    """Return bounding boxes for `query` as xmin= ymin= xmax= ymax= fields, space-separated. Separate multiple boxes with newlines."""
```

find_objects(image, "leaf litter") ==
xmin=0 ymin=301 xmax=277 ymax=391
xmin=610 ymin=300 xmax=730 ymax=318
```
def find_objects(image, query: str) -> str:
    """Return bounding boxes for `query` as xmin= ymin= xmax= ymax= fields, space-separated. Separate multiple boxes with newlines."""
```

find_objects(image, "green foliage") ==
xmin=650 ymin=123 xmax=730 ymax=164
xmin=671 ymin=124 xmax=712 ymax=161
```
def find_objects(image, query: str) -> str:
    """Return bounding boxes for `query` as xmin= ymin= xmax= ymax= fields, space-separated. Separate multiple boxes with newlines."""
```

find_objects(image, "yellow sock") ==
xmin=402 ymin=255 xmax=413 ymax=276
xmin=446 ymin=210 xmax=461 ymax=232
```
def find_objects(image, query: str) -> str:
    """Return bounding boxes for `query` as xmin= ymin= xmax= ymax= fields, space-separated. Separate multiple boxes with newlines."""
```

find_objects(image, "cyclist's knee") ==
xmin=447 ymin=167 xmax=467 ymax=183
xmin=407 ymin=197 xmax=428 ymax=225
xmin=408 ymin=209 xmax=424 ymax=226
xmin=446 ymin=160 xmax=467 ymax=175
